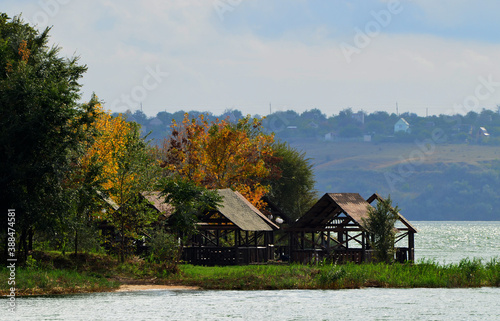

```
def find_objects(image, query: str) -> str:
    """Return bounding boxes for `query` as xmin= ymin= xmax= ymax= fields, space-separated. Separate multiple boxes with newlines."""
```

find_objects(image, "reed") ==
xmin=178 ymin=258 xmax=500 ymax=290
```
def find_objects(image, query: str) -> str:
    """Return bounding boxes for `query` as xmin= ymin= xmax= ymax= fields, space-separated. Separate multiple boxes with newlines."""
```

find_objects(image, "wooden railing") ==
xmin=182 ymin=246 xmax=273 ymax=266
xmin=182 ymin=246 xmax=413 ymax=265
xmin=291 ymin=248 xmax=413 ymax=264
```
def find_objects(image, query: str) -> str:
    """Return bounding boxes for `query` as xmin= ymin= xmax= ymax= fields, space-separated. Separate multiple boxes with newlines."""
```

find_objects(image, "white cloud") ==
xmin=3 ymin=0 xmax=500 ymax=117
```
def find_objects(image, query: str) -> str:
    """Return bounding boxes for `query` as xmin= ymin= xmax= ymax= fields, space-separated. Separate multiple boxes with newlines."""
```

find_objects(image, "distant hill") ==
xmin=288 ymin=140 xmax=500 ymax=221
xmin=124 ymin=108 xmax=500 ymax=220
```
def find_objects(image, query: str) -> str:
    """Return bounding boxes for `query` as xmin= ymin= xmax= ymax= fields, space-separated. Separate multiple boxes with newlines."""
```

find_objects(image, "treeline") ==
xmin=125 ymin=107 xmax=500 ymax=145
xmin=320 ymin=162 xmax=500 ymax=221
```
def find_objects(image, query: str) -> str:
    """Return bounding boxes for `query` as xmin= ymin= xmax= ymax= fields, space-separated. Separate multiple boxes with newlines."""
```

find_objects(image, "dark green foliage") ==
xmin=0 ymin=13 xmax=92 ymax=261
xmin=363 ymin=196 xmax=400 ymax=263
xmin=146 ymin=228 xmax=180 ymax=274
xmin=267 ymin=141 xmax=317 ymax=221
xmin=160 ymin=177 xmax=221 ymax=235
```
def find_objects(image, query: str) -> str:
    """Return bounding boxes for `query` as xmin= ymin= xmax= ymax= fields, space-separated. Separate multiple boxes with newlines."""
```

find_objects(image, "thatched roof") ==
xmin=290 ymin=192 xmax=416 ymax=233
xmin=292 ymin=193 xmax=370 ymax=229
xmin=214 ymin=189 xmax=279 ymax=231
xmin=141 ymin=191 xmax=173 ymax=217
xmin=96 ymin=190 xmax=119 ymax=211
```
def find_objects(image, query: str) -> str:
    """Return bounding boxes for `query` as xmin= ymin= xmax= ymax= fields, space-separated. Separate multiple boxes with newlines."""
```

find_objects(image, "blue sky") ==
xmin=4 ymin=0 xmax=500 ymax=117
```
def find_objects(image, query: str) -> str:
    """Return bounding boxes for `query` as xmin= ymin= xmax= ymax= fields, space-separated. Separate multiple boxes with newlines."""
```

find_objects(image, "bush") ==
xmin=146 ymin=228 xmax=180 ymax=274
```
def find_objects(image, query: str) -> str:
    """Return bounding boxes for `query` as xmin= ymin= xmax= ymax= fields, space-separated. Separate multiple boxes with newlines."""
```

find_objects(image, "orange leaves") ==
xmin=80 ymin=104 xmax=135 ymax=199
xmin=160 ymin=114 xmax=277 ymax=209
xmin=18 ymin=40 xmax=30 ymax=62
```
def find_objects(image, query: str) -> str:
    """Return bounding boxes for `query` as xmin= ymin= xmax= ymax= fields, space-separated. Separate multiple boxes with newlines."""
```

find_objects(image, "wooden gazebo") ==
xmin=286 ymin=193 xmax=417 ymax=264
xmin=182 ymin=189 xmax=279 ymax=265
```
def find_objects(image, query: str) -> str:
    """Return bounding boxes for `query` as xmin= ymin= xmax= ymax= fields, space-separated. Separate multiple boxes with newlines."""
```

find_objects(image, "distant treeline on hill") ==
xmin=119 ymin=107 xmax=500 ymax=221
xmin=117 ymin=107 xmax=500 ymax=145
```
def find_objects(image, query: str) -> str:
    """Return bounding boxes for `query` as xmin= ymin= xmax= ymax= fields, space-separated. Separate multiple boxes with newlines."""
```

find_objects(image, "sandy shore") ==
xmin=116 ymin=284 xmax=200 ymax=292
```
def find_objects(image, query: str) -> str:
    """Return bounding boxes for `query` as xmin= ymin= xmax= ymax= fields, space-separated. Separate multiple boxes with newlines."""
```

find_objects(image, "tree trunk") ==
xmin=28 ymin=227 xmax=33 ymax=252
xmin=74 ymin=229 xmax=78 ymax=256
xmin=19 ymin=228 xmax=28 ymax=265
xmin=120 ymin=221 xmax=125 ymax=263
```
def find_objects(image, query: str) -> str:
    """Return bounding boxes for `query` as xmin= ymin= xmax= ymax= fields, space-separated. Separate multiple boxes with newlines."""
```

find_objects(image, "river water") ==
xmin=3 ymin=221 xmax=500 ymax=321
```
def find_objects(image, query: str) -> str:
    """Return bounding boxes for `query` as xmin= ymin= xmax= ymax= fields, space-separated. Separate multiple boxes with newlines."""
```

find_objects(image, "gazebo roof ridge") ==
xmin=366 ymin=193 xmax=418 ymax=233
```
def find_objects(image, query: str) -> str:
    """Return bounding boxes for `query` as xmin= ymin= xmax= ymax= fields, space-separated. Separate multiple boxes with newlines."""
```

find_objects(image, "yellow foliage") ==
xmin=80 ymin=104 xmax=135 ymax=202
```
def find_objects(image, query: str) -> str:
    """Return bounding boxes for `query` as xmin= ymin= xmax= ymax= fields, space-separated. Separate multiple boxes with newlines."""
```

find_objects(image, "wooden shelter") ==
xmin=96 ymin=191 xmax=173 ymax=254
xmin=286 ymin=193 xmax=417 ymax=264
xmin=182 ymin=189 xmax=279 ymax=265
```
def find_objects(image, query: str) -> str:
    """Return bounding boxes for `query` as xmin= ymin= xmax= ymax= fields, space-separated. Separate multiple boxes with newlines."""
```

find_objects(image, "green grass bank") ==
xmin=1 ymin=252 xmax=499 ymax=296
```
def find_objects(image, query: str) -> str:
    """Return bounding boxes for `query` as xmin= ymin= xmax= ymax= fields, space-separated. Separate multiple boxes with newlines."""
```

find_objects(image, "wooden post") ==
xmin=264 ymin=232 xmax=269 ymax=261
xmin=361 ymin=232 xmax=365 ymax=263
xmin=408 ymin=232 xmax=415 ymax=262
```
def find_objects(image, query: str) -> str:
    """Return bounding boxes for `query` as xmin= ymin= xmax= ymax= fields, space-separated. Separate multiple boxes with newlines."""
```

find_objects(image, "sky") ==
xmin=4 ymin=0 xmax=500 ymax=117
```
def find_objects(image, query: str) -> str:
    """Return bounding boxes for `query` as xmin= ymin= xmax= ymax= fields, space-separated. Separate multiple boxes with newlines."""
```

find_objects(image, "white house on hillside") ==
xmin=394 ymin=118 xmax=410 ymax=133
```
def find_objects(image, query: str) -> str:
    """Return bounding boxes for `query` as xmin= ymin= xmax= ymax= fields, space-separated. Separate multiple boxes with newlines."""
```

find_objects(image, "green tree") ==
xmin=363 ymin=196 xmax=400 ymax=263
xmin=266 ymin=142 xmax=317 ymax=221
xmin=159 ymin=176 xmax=221 ymax=265
xmin=0 ymin=14 xmax=92 ymax=262
xmin=160 ymin=177 xmax=221 ymax=236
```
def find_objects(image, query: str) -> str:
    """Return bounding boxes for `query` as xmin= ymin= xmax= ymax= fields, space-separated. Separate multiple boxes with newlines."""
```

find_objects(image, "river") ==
xmin=3 ymin=221 xmax=500 ymax=321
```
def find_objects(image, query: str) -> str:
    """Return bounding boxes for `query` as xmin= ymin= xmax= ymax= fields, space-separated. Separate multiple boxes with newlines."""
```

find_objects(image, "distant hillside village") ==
xmin=117 ymin=107 xmax=500 ymax=145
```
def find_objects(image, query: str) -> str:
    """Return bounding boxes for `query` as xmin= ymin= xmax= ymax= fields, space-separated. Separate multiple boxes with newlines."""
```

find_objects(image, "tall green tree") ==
xmin=64 ymin=95 xmax=106 ymax=256
xmin=363 ymin=196 xmax=400 ymax=263
xmin=266 ymin=141 xmax=317 ymax=221
xmin=0 ymin=14 xmax=92 ymax=261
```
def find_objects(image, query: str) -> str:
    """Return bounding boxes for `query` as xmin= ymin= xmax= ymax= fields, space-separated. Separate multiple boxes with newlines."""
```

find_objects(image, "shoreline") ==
xmin=2 ymin=257 xmax=498 ymax=297
xmin=116 ymin=284 xmax=200 ymax=292
xmin=0 ymin=284 xmax=201 ymax=297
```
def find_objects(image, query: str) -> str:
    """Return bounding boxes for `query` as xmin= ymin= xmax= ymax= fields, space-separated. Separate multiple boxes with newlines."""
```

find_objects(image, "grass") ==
xmin=1 ymin=253 xmax=499 ymax=296
xmin=176 ymin=264 xmax=319 ymax=290
xmin=315 ymin=258 xmax=500 ymax=289
xmin=174 ymin=258 xmax=500 ymax=290
xmin=0 ymin=267 xmax=120 ymax=296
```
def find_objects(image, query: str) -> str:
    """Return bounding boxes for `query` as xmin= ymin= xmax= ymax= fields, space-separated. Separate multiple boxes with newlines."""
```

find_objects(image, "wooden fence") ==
xmin=182 ymin=246 xmax=274 ymax=266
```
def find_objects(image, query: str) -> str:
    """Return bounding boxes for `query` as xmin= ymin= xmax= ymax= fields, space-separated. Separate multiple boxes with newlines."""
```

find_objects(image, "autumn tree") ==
xmin=0 ymin=14 xmax=92 ymax=262
xmin=160 ymin=114 xmax=277 ymax=209
xmin=80 ymin=105 xmax=161 ymax=262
